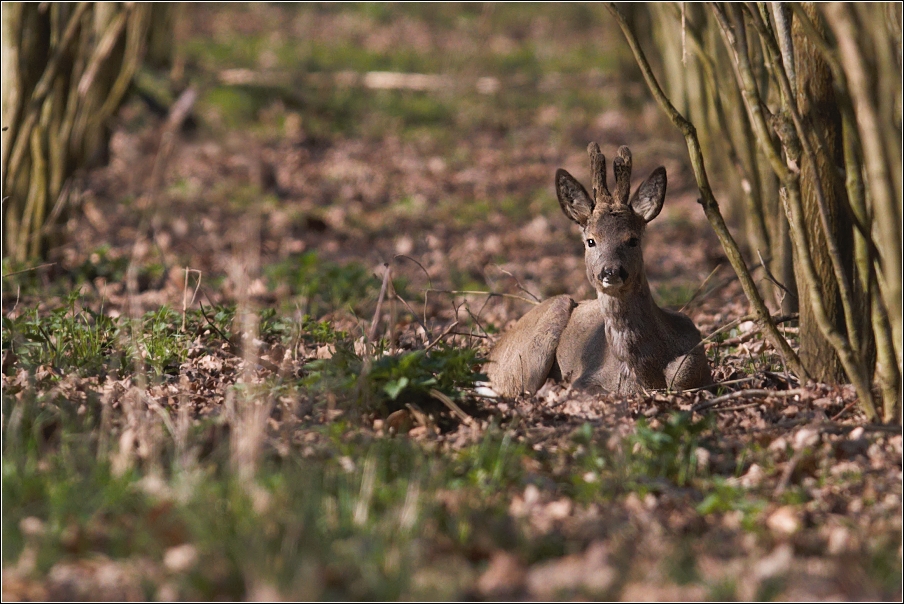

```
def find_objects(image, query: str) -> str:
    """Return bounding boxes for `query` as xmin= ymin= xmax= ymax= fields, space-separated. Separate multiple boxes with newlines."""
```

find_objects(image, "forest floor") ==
xmin=2 ymin=5 xmax=901 ymax=601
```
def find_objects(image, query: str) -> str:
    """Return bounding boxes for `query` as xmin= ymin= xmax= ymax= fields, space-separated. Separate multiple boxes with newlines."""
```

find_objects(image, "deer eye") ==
xmin=627 ymin=237 xmax=640 ymax=247
xmin=586 ymin=238 xmax=596 ymax=248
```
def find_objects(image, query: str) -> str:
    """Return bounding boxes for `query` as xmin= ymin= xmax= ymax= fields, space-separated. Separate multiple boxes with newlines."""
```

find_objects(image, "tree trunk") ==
xmin=791 ymin=6 xmax=861 ymax=383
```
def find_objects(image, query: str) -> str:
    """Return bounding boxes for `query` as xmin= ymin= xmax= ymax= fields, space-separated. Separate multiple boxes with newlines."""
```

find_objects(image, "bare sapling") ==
xmin=486 ymin=143 xmax=711 ymax=396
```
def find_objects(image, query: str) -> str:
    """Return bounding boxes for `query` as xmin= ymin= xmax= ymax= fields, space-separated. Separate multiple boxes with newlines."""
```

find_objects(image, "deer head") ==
xmin=555 ymin=143 xmax=667 ymax=297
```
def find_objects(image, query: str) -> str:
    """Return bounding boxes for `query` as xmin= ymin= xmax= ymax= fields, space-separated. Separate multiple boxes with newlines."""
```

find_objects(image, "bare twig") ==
xmin=711 ymin=314 xmax=800 ymax=348
xmin=424 ymin=321 xmax=460 ymax=352
xmin=693 ymin=388 xmax=806 ymax=413
xmin=393 ymin=291 xmax=431 ymax=346
xmin=702 ymin=313 xmax=798 ymax=346
xmin=199 ymin=302 xmax=235 ymax=352
xmin=4 ymin=286 xmax=21 ymax=319
xmin=181 ymin=268 xmax=202 ymax=332
xmin=679 ymin=262 xmax=724 ymax=313
xmin=492 ymin=265 xmax=542 ymax=303
xmin=718 ymin=402 xmax=771 ymax=412
xmin=756 ymin=249 xmax=795 ymax=300
xmin=770 ymin=3 xmax=796 ymax=98
xmin=429 ymin=388 xmax=474 ymax=426
xmin=2 ymin=262 xmax=57 ymax=278
xmin=392 ymin=254 xmax=433 ymax=288
xmin=718 ymin=331 xmax=763 ymax=348
xmin=391 ymin=254 xmax=433 ymax=339
xmin=451 ymin=331 xmax=488 ymax=339
xmin=463 ymin=305 xmax=490 ymax=339
xmin=681 ymin=376 xmax=760 ymax=394
xmin=424 ymin=288 xmax=539 ymax=306
xmin=368 ymin=263 xmax=392 ymax=344
xmin=830 ymin=399 xmax=861 ymax=422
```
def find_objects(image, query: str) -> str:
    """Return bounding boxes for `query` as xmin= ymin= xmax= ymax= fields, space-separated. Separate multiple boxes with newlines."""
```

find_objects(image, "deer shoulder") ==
xmin=484 ymin=294 xmax=576 ymax=398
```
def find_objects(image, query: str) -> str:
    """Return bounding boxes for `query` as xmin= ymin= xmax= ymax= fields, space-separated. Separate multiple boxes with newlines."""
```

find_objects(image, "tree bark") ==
xmin=791 ymin=5 xmax=859 ymax=383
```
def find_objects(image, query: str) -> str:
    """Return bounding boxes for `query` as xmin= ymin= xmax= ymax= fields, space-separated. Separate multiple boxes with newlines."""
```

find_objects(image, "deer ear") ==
xmin=556 ymin=169 xmax=594 ymax=226
xmin=630 ymin=166 xmax=666 ymax=222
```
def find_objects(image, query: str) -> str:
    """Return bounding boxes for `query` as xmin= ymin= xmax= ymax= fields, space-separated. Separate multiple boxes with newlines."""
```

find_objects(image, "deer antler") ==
xmin=587 ymin=143 xmax=632 ymax=207
xmin=612 ymin=145 xmax=632 ymax=205
xmin=587 ymin=142 xmax=611 ymax=205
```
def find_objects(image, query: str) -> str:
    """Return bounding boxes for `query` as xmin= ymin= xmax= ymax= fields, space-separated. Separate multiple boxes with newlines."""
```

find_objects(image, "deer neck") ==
xmin=596 ymin=276 xmax=662 ymax=364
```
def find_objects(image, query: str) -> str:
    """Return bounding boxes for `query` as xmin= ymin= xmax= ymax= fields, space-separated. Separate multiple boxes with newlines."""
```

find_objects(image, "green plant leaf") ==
xmin=384 ymin=377 xmax=410 ymax=400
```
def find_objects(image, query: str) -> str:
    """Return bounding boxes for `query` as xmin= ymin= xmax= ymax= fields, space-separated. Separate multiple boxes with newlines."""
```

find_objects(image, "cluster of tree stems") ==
xmin=608 ymin=2 xmax=901 ymax=422
xmin=2 ymin=3 xmax=174 ymax=262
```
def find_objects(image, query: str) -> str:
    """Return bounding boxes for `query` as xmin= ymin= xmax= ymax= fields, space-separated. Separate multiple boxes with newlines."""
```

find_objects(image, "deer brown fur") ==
xmin=485 ymin=143 xmax=711 ymax=397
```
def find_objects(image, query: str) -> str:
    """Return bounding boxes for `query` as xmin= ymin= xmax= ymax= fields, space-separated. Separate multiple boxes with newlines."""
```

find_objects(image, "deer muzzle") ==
xmin=599 ymin=266 xmax=628 ymax=289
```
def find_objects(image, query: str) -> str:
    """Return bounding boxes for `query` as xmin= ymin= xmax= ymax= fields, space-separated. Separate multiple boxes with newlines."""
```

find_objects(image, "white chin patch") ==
xmin=601 ymin=277 xmax=624 ymax=289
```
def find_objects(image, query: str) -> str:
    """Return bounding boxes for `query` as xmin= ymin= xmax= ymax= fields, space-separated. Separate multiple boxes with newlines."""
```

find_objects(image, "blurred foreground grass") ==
xmin=4 ymin=293 xmax=899 ymax=599
xmin=1 ymin=293 xmax=748 ymax=599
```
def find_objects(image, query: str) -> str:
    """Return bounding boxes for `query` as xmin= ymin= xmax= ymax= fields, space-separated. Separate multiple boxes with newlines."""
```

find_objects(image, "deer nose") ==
xmin=600 ymin=267 xmax=628 ymax=286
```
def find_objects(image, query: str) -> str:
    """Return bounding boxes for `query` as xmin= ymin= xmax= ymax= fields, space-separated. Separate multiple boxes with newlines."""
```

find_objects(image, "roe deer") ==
xmin=486 ymin=143 xmax=711 ymax=397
